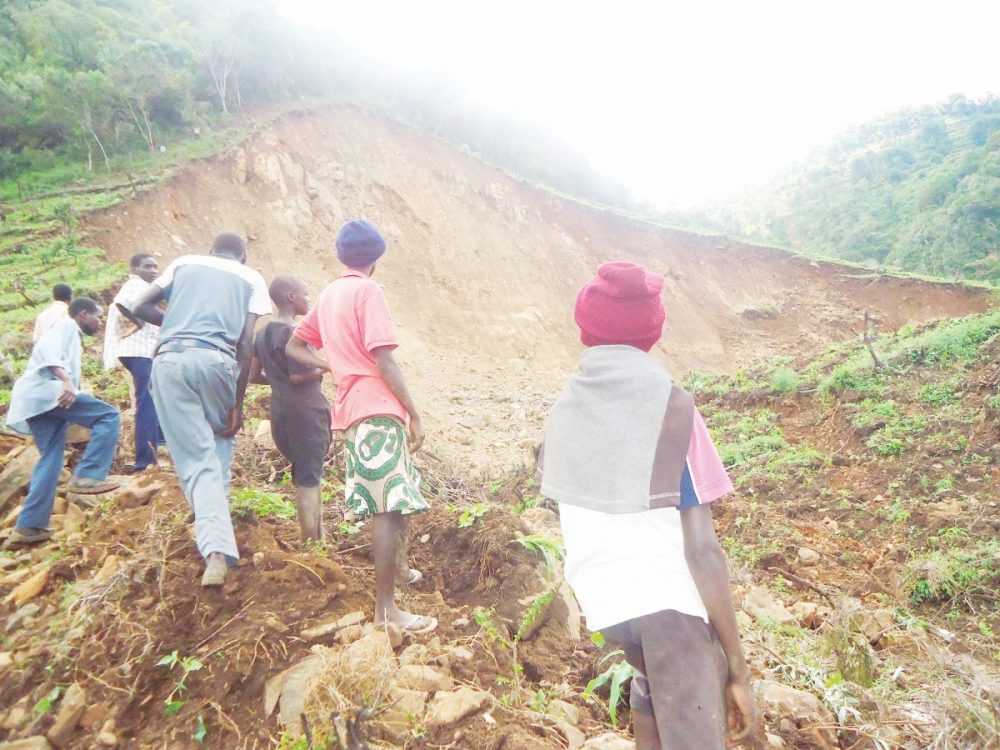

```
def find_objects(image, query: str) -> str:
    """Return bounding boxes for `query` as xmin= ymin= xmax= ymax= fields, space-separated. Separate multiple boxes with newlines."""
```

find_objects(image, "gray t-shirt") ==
xmin=153 ymin=254 xmax=271 ymax=357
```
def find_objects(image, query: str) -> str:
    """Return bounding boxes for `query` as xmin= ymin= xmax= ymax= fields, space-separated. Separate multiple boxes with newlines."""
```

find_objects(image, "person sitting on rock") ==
xmin=33 ymin=283 xmax=72 ymax=343
xmin=538 ymin=262 xmax=757 ymax=749
xmin=286 ymin=219 xmax=436 ymax=634
xmin=249 ymin=275 xmax=331 ymax=543
xmin=130 ymin=232 xmax=271 ymax=587
xmin=6 ymin=298 xmax=121 ymax=545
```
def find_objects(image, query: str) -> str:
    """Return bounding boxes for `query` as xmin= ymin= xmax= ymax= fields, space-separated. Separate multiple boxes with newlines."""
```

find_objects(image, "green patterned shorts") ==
xmin=343 ymin=416 xmax=429 ymax=517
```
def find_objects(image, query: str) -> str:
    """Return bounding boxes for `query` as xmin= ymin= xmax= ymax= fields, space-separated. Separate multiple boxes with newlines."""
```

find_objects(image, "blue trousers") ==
xmin=17 ymin=394 xmax=120 ymax=530
xmin=120 ymin=356 xmax=163 ymax=469
xmin=151 ymin=349 xmax=239 ymax=562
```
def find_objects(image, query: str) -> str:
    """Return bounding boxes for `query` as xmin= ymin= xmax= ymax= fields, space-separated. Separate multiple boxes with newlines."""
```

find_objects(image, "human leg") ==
xmin=121 ymin=356 xmax=158 ymax=469
xmin=295 ymin=485 xmax=323 ymax=542
xmin=603 ymin=620 xmax=661 ymax=750
xmin=65 ymin=394 xmax=120 ymax=481
xmin=634 ymin=610 xmax=728 ymax=750
xmin=17 ymin=412 xmax=68 ymax=530
xmin=152 ymin=352 xmax=238 ymax=564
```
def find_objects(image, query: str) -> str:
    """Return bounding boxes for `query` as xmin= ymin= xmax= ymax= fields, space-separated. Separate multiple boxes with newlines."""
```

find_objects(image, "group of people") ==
xmin=5 ymin=220 xmax=756 ymax=748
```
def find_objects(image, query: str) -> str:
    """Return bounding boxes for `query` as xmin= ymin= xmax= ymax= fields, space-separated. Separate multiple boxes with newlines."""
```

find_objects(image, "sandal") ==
xmin=67 ymin=477 xmax=120 ymax=495
xmin=8 ymin=527 xmax=53 ymax=545
xmin=399 ymin=614 xmax=437 ymax=634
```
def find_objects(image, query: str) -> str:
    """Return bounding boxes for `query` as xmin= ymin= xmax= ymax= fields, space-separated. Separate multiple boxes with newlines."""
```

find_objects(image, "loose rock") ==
xmin=582 ymin=733 xmax=636 ymax=750
xmin=46 ymin=682 xmax=86 ymax=748
xmin=744 ymin=586 xmax=796 ymax=625
xmin=425 ymin=686 xmax=490 ymax=726
xmin=394 ymin=664 xmax=453 ymax=692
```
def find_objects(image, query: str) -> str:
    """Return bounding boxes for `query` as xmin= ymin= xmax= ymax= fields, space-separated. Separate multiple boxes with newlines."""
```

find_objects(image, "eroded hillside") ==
xmin=84 ymin=106 xmax=992 ymax=472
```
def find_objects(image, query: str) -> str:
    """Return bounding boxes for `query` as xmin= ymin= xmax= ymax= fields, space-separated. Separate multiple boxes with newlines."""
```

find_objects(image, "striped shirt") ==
xmin=103 ymin=276 xmax=160 ymax=369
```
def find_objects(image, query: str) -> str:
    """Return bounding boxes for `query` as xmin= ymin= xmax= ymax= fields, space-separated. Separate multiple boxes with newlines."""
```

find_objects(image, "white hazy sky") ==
xmin=275 ymin=0 xmax=998 ymax=208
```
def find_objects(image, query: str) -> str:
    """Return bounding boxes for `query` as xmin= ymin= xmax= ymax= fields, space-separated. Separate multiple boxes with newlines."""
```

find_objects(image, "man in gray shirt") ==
xmin=131 ymin=233 xmax=270 ymax=586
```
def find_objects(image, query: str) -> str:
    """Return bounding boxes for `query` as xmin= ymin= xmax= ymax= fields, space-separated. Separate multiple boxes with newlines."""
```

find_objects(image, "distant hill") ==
xmin=691 ymin=95 xmax=1000 ymax=283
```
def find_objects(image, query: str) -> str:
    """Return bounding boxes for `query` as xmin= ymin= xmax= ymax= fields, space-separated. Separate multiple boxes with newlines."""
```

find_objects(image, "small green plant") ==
xmin=908 ymin=540 xmax=1000 ymax=610
xmin=34 ymin=686 xmax=64 ymax=714
xmin=514 ymin=493 xmax=543 ymax=514
xmin=770 ymin=366 xmax=799 ymax=394
xmin=155 ymin=650 xmax=204 ymax=716
xmin=451 ymin=502 xmax=488 ymax=528
xmin=230 ymin=488 xmax=296 ymax=520
xmin=582 ymin=650 xmax=636 ymax=727
xmin=335 ymin=520 xmax=364 ymax=536
xmin=473 ymin=607 xmax=507 ymax=648
xmin=513 ymin=533 xmax=565 ymax=578
xmin=193 ymin=714 xmax=207 ymax=743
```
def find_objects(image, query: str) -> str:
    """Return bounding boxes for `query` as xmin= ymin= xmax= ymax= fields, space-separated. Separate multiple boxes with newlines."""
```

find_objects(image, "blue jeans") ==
xmin=17 ymin=393 xmax=120 ymax=530
xmin=120 ymin=356 xmax=162 ymax=469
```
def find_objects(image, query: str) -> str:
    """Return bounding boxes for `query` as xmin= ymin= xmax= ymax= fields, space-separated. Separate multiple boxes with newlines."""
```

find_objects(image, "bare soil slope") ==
xmin=87 ymin=106 xmax=991 ymax=472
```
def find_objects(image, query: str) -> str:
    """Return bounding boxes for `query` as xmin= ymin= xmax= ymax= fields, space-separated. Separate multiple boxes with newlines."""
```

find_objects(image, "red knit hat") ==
xmin=574 ymin=262 xmax=666 ymax=352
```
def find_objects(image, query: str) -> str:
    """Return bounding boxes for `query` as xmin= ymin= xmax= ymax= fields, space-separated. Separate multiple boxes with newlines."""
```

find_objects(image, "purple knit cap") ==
xmin=336 ymin=220 xmax=386 ymax=267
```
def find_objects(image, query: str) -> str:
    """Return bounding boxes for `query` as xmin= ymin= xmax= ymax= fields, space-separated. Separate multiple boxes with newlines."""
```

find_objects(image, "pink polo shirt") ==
xmin=294 ymin=270 xmax=408 ymax=431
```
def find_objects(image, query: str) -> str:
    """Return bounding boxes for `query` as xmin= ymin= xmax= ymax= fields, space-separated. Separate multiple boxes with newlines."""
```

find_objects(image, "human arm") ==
xmin=219 ymin=313 xmax=258 ymax=437
xmin=680 ymin=504 xmax=756 ymax=746
xmin=248 ymin=355 xmax=268 ymax=385
xmin=131 ymin=284 xmax=166 ymax=327
xmin=49 ymin=366 xmax=77 ymax=409
xmin=373 ymin=346 xmax=424 ymax=451
xmin=285 ymin=335 xmax=330 ymax=372
xmin=288 ymin=369 xmax=324 ymax=385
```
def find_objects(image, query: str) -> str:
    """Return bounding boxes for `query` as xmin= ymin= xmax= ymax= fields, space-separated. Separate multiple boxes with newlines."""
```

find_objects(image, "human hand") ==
xmin=725 ymin=673 xmax=757 ymax=747
xmin=57 ymin=381 xmax=77 ymax=409
xmin=219 ymin=407 xmax=243 ymax=437
xmin=409 ymin=415 xmax=425 ymax=452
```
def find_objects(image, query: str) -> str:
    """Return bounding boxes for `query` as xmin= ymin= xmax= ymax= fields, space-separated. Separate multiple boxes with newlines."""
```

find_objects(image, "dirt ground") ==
xmin=85 ymin=105 xmax=991 ymax=474
xmin=1 ymin=106 xmax=997 ymax=750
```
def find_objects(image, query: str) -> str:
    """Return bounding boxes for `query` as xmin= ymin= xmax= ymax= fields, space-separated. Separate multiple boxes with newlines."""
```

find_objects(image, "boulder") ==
xmin=753 ymin=680 xmax=837 ymax=744
xmin=0 ymin=443 xmax=39 ymax=513
xmin=796 ymin=547 xmax=821 ymax=566
xmin=425 ymin=686 xmax=490 ymax=727
xmin=546 ymin=699 xmax=580 ymax=725
xmin=254 ymin=420 xmax=276 ymax=451
xmin=744 ymin=586 xmax=796 ymax=626
xmin=62 ymin=503 xmax=86 ymax=535
xmin=46 ymin=682 xmax=86 ymax=748
xmin=581 ymin=733 xmax=636 ymax=750
xmin=0 ymin=738 xmax=54 ymax=750
xmin=6 ymin=565 xmax=50 ymax=606
xmin=394 ymin=664 xmax=453 ymax=693
xmin=381 ymin=687 xmax=427 ymax=739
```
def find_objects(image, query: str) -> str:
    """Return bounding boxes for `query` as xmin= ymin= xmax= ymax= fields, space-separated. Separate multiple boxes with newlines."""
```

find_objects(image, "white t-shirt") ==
xmin=555 ymin=407 xmax=734 ymax=631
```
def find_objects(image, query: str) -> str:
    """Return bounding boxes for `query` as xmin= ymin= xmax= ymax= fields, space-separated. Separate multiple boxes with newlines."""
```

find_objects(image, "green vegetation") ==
xmin=0 ymin=0 xmax=634 ymax=211
xmin=230 ymin=487 xmax=296 ymax=521
xmin=155 ymin=649 xmax=204 ymax=717
xmin=908 ymin=540 xmax=1000 ymax=609
xmin=706 ymin=408 xmax=824 ymax=486
xmin=582 ymin=650 xmax=636 ymax=727
xmin=689 ymin=95 xmax=1000 ymax=283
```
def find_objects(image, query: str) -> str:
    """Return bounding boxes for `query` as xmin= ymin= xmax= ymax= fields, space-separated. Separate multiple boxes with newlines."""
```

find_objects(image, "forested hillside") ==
xmin=692 ymin=96 xmax=1000 ymax=283
xmin=0 ymin=0 xmax=633 ymax=207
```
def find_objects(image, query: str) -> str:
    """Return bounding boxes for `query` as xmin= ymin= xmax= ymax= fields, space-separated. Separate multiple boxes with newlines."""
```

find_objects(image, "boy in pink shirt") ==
xmin=288 ymin=220 xmax=434 ymax=633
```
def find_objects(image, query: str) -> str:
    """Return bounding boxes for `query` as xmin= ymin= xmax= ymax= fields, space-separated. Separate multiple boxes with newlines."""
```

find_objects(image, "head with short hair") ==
xmin=129 ymin=252 xmax=159 ymax=283
xmin=268 ymin=276 xmax=310 ymax=317
xmin=210 ymin=232 xmax=247 ymax=263
xmin=335 ymin=220 xmax=386 ymax=272
xmin=52 ymin=284 xmax=72 ymax=303
xmin=68 ymin=297 xmax=102 ymax=336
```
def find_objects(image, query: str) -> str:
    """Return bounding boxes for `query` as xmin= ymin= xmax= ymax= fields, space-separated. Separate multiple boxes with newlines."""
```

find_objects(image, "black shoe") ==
xmin=122 ymin=464 xmax=148 ymax=475
xmin=9 ymin=527 xmax=54 ymax=545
